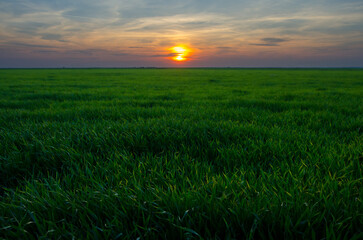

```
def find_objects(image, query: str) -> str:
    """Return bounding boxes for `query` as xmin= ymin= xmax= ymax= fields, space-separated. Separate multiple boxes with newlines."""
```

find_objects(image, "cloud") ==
xmin=139 ymin=39 xmax=154 ymax=44
xmin=0 ymin=0 xmax=362 ymax=67
xmin=250 ymin=43 xmax=280 ymax=47
xmin=250 ymin=38 xmax=290 ymax=47
xmin=65 ymin=50 xmax=95 ymax=56
xmin=62 ymin=6 xmax=117 ymax=21
xmin=7 ymin=21 xmax=57 ymax=35
xmin=261 ymin=38 xmax=288 ymax=43
xmin=5 ymin=42 xmax=59 ymax=49
xmin=0 ymin=1 xmax=38 ymax=16
xmin=41 ymin=33 xmax=66 ymax=42
xmin=150 ymin=53 xmax=178 ymax=57
xmin=32 ymin=50 xmax=58 ymax=54
xmin=111 ymin=52 xmax=131 ymax=56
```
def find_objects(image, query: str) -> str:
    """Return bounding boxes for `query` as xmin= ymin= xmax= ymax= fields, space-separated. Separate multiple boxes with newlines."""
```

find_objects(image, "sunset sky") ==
xmin=1 ymin=0 xmax=362 ymax=68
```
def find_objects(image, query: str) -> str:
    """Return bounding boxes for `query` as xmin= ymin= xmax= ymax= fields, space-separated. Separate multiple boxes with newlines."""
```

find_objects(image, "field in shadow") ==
xmin=0 ymin=69 xmax=362 ymax=239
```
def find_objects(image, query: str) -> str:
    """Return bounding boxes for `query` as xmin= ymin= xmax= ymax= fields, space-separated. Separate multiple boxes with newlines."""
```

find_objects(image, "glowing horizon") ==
xmin=0 ymin=0 xmax=362 ymax=67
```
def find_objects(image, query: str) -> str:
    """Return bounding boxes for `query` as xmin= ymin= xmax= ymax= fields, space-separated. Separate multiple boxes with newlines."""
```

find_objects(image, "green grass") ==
xmin=0 ymin=69 xmax=362 ymax=239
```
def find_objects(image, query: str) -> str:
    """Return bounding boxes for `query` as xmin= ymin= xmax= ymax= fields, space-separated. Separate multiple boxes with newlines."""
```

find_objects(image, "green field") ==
xmin=0 ymin=69 xmax=362 ymax=239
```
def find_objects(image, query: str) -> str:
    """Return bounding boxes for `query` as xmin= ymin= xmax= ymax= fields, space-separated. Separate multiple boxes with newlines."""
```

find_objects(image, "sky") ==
xmin=0 ymin=0 xmax=362 ymax=68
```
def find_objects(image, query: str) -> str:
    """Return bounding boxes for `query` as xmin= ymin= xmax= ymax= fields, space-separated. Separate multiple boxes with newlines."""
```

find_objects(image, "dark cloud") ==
xmin=150 ymin=53 xmax=178 ymax=57
xmin=9 ymin=21 xmax=57 ymax=35
xmin=250 ymin=43 xmax=279 ymax=46
xmin=65 ymin=50 xmax=94 ymax=56
xmin=250 ymin=38 xmax=290 ymax=47
xmin=6 ymin=42 xmax=59 ymax=48
xmin=41 ymin=34 xmax=66 ymax=42
xmin=111 ymin=53 xmax=131 ymax=56
xmin=32 ymin=50 xmax=58 ymax=53
xmin=216 ymin=47 xmax=235 ymax=53
xmin=64 ymin=49 xmax=112 ymax=56
xmin=64 ymin=49 xmax=131 ymax=57
xmin=261 ymin=38 xmax=289 ymax=43
xmin=139 ymin=39 xmax=154 ymax=44
xmin=217 ymin=47 xmax=233 ymax=49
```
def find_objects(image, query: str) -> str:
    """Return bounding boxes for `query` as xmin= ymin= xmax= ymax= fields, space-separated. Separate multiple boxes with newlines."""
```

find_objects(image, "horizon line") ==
xmin=1 ymin=67 xmax=363 ymax=70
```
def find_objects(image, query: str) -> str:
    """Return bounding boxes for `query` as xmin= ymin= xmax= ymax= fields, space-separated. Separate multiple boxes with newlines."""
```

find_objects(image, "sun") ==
xmin=169 ymin=45 xmax=191 ymax=62
xmin=175 ymin=55 xmax=186 ymax=61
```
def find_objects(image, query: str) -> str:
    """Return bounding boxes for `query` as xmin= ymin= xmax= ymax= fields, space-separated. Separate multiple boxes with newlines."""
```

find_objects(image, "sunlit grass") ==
xmin=0 ymin=69 xmax=362 ymax=239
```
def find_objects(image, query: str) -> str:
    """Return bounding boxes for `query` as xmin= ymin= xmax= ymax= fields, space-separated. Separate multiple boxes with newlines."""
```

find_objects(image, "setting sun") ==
xmin=169 ymin=45 xmax=191 ymax=62
xmin=175 ymin=55 xmax=186 ymax=61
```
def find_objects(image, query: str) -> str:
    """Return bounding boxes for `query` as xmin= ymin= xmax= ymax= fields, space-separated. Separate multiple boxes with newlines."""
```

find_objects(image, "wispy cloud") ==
xmin=0 ymin=0 xmax=362 ymax=67
xmin=5 ymin=42 xmax=59 ymax=49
